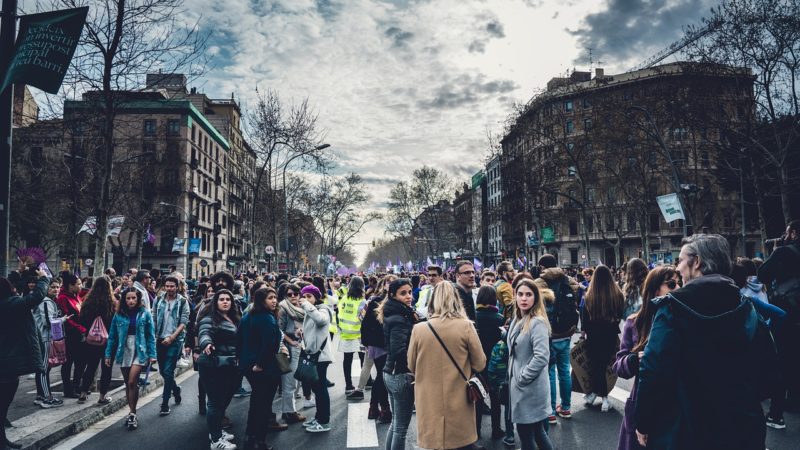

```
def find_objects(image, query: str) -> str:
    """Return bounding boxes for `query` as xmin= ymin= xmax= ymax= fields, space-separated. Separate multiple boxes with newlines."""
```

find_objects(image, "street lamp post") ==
xmin=282 ymin=144 xmax=329 ymax=273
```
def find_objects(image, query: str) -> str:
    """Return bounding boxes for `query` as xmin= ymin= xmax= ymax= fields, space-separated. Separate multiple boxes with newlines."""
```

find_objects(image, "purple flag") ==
xmin=516 ymin=257 xmax=524 ymax=269
xmin=386 ymin=260 xmax=393 ymax=270
xmin=405 ymin=260 xmax=413 ymax=271
xmin=426 ymin=257 xmax=433 ymax=267
xmin=336 ymin=266 xmax=348 ymax=276
xmin=473 ymin=257 xmax=483 ymax=271
xmin=143 ymin=224 xmax=156 ymax=245
xmin=488 ymin=264 xmax=495 ymax=272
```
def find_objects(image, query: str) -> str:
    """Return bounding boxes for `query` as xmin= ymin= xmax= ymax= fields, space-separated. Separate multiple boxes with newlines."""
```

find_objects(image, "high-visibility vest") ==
xmin=415 ymin=286 xmax=432 ymax=318
xmin=337 ymin=295 xmax=362 ymax=341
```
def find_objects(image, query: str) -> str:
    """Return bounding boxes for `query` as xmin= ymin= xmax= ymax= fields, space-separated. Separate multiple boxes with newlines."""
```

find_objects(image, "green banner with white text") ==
xmin=1 ymin=6 xmax=88 ymax=94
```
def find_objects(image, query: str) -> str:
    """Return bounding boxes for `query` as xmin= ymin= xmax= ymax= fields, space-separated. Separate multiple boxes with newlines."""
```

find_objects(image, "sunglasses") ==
xmin=663 ymin=279 xmax=678 ymax=289
xmin=427 ymin=273 xmax=439 ymax=278
xmin=286 ymin=292 xmax=299 ymax=297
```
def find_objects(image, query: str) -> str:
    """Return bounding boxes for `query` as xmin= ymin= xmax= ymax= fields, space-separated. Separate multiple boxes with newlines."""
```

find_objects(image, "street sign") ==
xmin=541 ymin=227 xmax=555 ymax=243
xmin=265 ymin=245 xmax=275 ymax=255
xmin=199 ymin=260 xmax=208 ymax=268
xmin=85 ymin=258 xmax=93 ymax=267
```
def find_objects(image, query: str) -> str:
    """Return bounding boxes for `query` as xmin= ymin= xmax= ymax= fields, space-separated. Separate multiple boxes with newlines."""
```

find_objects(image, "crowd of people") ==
xmin=0 ymin=221 xmax=798 ymax=450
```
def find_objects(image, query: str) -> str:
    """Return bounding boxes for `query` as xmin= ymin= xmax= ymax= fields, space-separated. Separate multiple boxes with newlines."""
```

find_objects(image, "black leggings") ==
xmin=78 ymin=346 xmax=112 ymax=395
xmin=370 ymin=355 xmax=390 ymax=410
xmin=61 ymin=335 xmax=85 ymax=394
xmin=517 ymin=420 xmax=554 ymax=450
xmin=0 ymin=379 xmax=19 ymax=444
xmin=342 ymin=351 xmax=365 ymax=389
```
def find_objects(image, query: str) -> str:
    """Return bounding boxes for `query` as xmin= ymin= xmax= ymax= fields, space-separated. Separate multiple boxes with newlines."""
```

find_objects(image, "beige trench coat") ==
xmin=407 ymin=316 xmax=487 ymax=449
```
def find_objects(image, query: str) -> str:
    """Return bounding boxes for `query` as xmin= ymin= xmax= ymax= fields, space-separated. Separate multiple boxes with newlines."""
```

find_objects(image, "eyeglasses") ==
xmin=663 ymin=279 xmax=678 ymax=289
xmin=427 ymin=273 xmax=439 ymax=278
xmin=286 ymin=292 xmax=299 ymax=297
xmin=458 ymin=270 xmax=475 ymax=275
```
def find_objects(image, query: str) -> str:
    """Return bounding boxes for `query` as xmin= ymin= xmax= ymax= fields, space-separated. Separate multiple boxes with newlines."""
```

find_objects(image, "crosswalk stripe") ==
xmin=346 ymin=402 xmax=379 ymax=448
xmin=608 ymin=386 xmax=630 ymax=403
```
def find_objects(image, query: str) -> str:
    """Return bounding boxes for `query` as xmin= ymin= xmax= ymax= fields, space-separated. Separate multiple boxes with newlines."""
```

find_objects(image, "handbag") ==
xmin=44 ymin=303 xmax=64 ymax=341
xmin=86 ymin=316 xmax=109 ymax=347
xmin=426 ymin=322 xmax=488 ymax=404
xmin=48 ymin=339 xmax=67 ymax=368
xmin=276 ymin=352 xmax=292 ymax=374
xmin=294 ymin=339 xmax=327 ymax=384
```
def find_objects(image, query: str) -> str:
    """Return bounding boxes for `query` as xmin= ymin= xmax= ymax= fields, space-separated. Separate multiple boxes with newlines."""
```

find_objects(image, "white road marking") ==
xmin=608 ymin=386 xmax=630 ymax=403
xmin=49 ymin=369 xmax=196 ymax=450
xmin=346 ymin=402 xmax=379 ymax=448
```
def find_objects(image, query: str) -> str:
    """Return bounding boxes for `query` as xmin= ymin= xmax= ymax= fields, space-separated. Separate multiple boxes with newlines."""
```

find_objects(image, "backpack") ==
xmin=86 ymin=316 xmax=109 ymax=346
xmin=545 ymin=277 xmax=579 ymax=335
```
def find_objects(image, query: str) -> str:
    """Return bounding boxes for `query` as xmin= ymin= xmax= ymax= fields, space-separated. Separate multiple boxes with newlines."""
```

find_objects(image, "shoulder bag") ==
xmin=426 ymin=322 xmax=488 ymax=404
xmin=294 ymin=339 xmax=327 ymax=384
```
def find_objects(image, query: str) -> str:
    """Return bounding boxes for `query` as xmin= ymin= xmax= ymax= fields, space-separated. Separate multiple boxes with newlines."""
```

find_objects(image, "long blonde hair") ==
xmin=514 ymin=278 xmax=551 ymax=335
xmin=428 ymin=282 xmax=467 ymax=320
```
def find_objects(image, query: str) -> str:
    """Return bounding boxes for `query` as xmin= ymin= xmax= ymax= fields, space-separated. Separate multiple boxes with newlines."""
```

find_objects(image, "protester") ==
xmin=152 ymin=275 xmax=190 ymax=415
xmin=104 ymin=288 xmax=157 ymax=431
xmin=132 ymin=271 xmax=153 ymax=311
xmin=188 ymin=284 xmax=214 ymax=415
xmin=408 ymin=281 xmax=486 ymax=450
xmin=535 ymin=254 xmax=579 ymax=423
xmin=55 ymin=272 xmax=85 ymax=399
xmin=507 ymin=278 xmax=554 ymax=450
xmin=453 ymin=260 xmax=478 ymax=321
xmin=613 ymin=266 xmax=678 ymax=450
xmin=415 ymin=265 xmax=442 ymax=319
xmin=474 ymin=285 xmax=506 ymax=439
xmin=277 ymin=283 xmax=307 ymax=424
xmin=237 ymin=288 xmax=281 ymax=450
xmin=299 ymin=284 xmax=334 ymax=433
xmin=337 ymin=276 xmax=365 ymax=396
xmin=33 ymin=279 xmax=64 ymax=408
xmin=197 ymin=289 xmax=241 ymax=448
xmin=0 ymin=270 xmax=48 ymax=450
xmin=622 ymin=258 xmax=647 ymax=318
xmin=494 ymin=261 xmax=516 ymax=321
xmin=581 ymin=265 xmax=625 ymax=412
xmin=635 ymin=234 xmax=774 ymax=449
xmin=360 ymin=278 xmax=391 ymax=423
xmin=76 ymin=276 xmax=115 ymax=405
xmin=378 ymin=278 xmax=418 ymax=449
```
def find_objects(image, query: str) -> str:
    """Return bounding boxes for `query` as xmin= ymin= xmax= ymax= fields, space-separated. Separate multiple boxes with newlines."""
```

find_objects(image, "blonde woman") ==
xmin=408 ymin=282 xmax=486 ymax=450
xmin=508 ymin=278 xmax=553 ymax=450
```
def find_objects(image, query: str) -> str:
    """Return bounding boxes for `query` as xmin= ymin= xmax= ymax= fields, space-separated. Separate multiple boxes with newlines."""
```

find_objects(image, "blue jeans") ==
xmin=156 ymin=338 xmax=183 ymax=405
xmin=384 ymin=372 xmax=414 ymax=450
xmin=517 ymin=420 xmax=553 ymax=450
xmin=548 ymin=338 xmax=571 ymax=413
xmin=199 ymin=365 xmax=238 ymax=441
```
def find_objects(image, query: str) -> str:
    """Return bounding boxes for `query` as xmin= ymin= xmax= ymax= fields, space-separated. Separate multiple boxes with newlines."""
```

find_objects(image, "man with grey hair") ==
xmin=634 ymin=234 xmax=773 ymax=450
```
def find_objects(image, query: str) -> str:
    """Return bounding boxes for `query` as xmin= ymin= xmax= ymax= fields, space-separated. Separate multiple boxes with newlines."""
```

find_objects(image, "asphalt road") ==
xmin=51 ymin=340 xmax=799 ymax=450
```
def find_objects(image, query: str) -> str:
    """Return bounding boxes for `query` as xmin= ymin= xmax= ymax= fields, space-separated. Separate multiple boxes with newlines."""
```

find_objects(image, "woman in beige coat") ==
xmin=408 ymin=281 xmax=487 ymax=450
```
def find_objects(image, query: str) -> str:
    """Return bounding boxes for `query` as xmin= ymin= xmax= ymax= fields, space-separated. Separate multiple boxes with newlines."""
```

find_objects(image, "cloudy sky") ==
xmin=182 ymin=0 xmax=720 ymax=264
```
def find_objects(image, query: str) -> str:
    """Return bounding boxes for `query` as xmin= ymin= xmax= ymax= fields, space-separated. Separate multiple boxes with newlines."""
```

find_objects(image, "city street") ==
xmin=42 ymin=335 xmax=798 ymax=450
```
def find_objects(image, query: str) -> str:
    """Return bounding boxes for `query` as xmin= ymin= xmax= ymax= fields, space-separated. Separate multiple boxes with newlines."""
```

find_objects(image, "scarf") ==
xmin=279 ymin=299 xmax=305 ymax=321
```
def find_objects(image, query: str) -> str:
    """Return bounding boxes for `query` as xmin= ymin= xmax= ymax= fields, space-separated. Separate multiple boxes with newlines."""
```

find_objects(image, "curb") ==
xmin=17 ymin=365 xmax=193 ymax=450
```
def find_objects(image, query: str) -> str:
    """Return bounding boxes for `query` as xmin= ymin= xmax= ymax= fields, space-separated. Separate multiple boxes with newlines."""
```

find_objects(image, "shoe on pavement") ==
xmin=766 ymin=415 xmax=786 ymax=429
xmin=302 ymin=398 xmax=316 ymax=409
xmin=584 ymin=393 xmax=597 ymax=405
xmin=221 ymin=431 xmax=236 ymax=441
xmin=210 ymin=438 xmax=237 ymax=449
xmin=126 ymin=414 xmax=138 ymax=430
xmin=502 ymin=436 xmax=515 ymax=447
xmin=96 ymin=396 xmax=111 ymax=405
xmin=160 ymin=404 xmax=171 ymax=416
xmin=326 ymin=380 xmax=335 ymax=387
xmin=41 ymin=397 xmax=64 ymax=409
xmin=302 ymin=418 xmax=318 ymax=428
xmin=282 ymin=412 xmax=306 ymax=424
xmin=174 ymin=390 xmax=182 ymax=405
xmin=267 ymin=421 xmax=288 ymax=432
xmin=601 ymin=397 xmax=611 ymax=412
xmin=234 ymin=388 xmax=251 ymax=398
xmin=34 ymin=396 xmax=45 ymax=406
xmin=305 ymin=422 xmax=331 ymax=433
xmin=491 ymin=428 xmax=505 ymax=440
xmin=556 ymin=405 xmax=571 ymax=418
xmin=548 ymin=415 xmax=557 ymax=425
xmin=377 ymin=411 xmax=392 ymax=424
xmin=345 ymin=386 xmax=356 ymax=395
xmin=347 ymin=389 xmax=365 ymax=400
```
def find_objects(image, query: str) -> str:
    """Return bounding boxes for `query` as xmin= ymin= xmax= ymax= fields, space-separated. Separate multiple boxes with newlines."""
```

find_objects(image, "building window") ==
xmin=649 ymin=213 xmax=661 ymax=232
xmin=582 ymin=97 xmax=592 ymax=108
xmin=569 ymin=219 xmax=578 ymax=236
xmin=167 ymin=119 xmax=181 ymax=136
xmin=143 ymin=119 xmax=156 ymax=136
xmin=583 ymin=118 xmax=592 ymax=132
xmin=564 ymin=100 xmax=573 ymax=112
xmin=701 ymin=151 xmax=710 ymax=168
xmin=570 ymin=248 xmax=578 ymax=264
xmin=586 ymin=215 xmax=594 ymax=232
xmin=565 ymin=120 xmax=574 ymax=134
xmin=606 ymin=214 xmax=616 ymax=231
xmin=627 ymin=212 xmax=637 ymax=231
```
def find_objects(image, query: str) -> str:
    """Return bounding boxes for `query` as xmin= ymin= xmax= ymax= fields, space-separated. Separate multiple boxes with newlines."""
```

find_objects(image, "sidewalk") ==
xmin=5 ymin=361 xmax=192 ymax=450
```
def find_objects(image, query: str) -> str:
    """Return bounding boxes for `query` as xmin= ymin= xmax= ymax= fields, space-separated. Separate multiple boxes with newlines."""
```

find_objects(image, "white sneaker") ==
xmin=601 ymin=397 xmax=611 ymax=412
xmin=584 ymin=393 xmax=597 ymax=405
xmin=303 ymin=397 xmax=316 ymax=409
xmin=210 ymin=438 xmax=236 ymax=449
xmin=221 ymin=430 xmax=235 ymax=441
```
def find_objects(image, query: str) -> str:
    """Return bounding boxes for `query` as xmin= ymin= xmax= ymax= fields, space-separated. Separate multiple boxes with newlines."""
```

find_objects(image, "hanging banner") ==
xmin=106 ymin=215 xmax=125 ymax=237
xmin=188 ymin=238 xmax=201 ymax=254
xmin=541 ymin=227 xmax=555 ymax=243
xmin=171 ymin=237 xmax=185 ymax=253
xmin=1 ymin=7 xmax=89 ymax=94
xmin=656 ymin=193 xmax=686 ymax=223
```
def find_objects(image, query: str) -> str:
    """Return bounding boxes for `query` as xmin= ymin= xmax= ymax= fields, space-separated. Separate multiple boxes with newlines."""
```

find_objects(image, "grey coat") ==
xmin=507 ymin=315 xmax=551 ymax=424
xmin=301 ymin=302 xmax=334 ymax=363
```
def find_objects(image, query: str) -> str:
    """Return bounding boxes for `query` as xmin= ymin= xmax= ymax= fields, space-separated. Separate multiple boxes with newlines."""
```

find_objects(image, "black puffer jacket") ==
xmin=0 ymin=277 xmax=48 ymax=379
xmin=360 ymin=297 xmax=385 ymax=348
xmin=382 ymin=299 xmax=417 ymax=375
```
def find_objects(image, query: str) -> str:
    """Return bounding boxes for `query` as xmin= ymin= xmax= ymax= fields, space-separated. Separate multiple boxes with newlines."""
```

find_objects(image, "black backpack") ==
xmin=545 ymin=277 xmax=579 ymax=335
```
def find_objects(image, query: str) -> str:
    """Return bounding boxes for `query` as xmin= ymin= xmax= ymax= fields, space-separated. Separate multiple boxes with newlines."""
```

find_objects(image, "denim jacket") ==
xmin=104 ymin=308 xmax=157 ymax=365
xmin=152 ymin=293 xmax=190 ymax=343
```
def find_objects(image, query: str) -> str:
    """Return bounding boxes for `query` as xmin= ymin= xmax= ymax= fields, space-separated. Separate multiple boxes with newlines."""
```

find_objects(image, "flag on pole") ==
xmin=516 ymin=257 xmax=524 ymax=269
xmin=78 ymin=216 xmax=97 ymax=235
xmin=656 ymin=193 xmax=686 ymax=223
xmin=426 ymin=257 xmax=433 ymax=267
xmin=143 ymin=224 xmax=156 ymax=245
xmin=386 ymin=260 xmax=393 ymax=270
xmin=473 ymin=257 xmax=483 ymax=271
xmin=488 ymin=263 xmax=495 ymax=272
xmin=405 ymin=260 xmax=413 ymax=271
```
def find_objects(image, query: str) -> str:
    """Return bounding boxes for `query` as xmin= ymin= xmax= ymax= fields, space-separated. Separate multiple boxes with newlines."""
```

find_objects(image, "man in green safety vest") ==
xmin=415 ymin=264 xmax=444 ymax=318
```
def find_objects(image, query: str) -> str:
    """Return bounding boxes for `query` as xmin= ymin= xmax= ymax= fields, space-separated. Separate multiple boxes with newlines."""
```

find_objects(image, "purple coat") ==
xmin=612 ymin=317 xmax=644 ymax=450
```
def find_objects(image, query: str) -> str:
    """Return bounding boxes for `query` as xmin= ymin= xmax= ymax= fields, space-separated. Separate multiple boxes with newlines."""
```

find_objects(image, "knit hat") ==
xmin=300 ymin=284 xmax=322 ymax=301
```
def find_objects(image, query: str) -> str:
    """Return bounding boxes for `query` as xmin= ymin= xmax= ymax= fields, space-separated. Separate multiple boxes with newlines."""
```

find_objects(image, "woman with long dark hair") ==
xmin=77 ymin=276 xmax=115 ymax=404
xmin=104 ymin=288 xmax=156 ymax=430
xmin=55 ymin=272 xmax=84 ymax=398
xmin=581 ymin=265 xmax=624 ymax=412
xmin=198 ymin=289 xmax=241 ymax=449
xmin=361 ymin=277 xmax=392 ymax=422
xmin=614 ymin=266 xmax=678 ymax=450
xmin=622 ymin=259 xmax=648 ymax=318
xmin=238 ymin=287 xmax=281 ymax=450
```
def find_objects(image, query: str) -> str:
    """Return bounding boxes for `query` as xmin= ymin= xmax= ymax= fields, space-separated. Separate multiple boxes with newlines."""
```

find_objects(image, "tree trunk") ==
xmin=780 ymin=164 xmax=793 ymax=223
